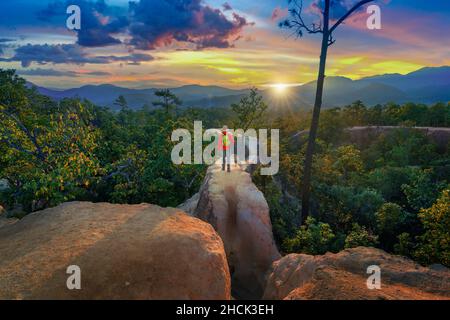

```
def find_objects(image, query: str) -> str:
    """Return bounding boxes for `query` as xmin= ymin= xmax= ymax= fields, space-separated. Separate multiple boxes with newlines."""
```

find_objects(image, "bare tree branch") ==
xmin=329 ymin=0 xmax=375 ymax=34
xmin=282 ymin=0 xmax=324 ymax=36
xmin=328 ymin=33 xmax=336 ymax=46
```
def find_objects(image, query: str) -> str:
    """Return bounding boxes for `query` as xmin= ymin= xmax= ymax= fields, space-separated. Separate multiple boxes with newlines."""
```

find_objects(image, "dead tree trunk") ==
xmin=300 ymin=0 xmax=330 ymax=224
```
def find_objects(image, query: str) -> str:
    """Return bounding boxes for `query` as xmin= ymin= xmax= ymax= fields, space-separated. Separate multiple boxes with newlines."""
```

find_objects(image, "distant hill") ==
xmin=359 ymin=66 xmax=450 ymax=91
xmin=289 ymin=66 xmax=450 ymax=108
xmin=28 ymin=83 xmax=248 ymax=110
xmin=28 ymin=66 xmax=450 ymax=110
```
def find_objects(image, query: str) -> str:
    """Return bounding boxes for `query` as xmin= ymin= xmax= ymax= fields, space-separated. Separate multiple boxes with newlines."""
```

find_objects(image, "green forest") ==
xmin=1 ymin=69 xmax=449 ymax=267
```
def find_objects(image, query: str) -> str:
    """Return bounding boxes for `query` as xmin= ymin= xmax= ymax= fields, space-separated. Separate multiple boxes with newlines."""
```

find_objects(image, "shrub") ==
xmin=283 ymin=217 xmax=336 ymax=255
xmin=394 ymin=232 xmax=414 ymax=258
xmin=344 ymin=223 xmax=378 ymax=248
xmin=415 ymin=189 xmax=450 ymax=267
xmin=375 ymin=203 xmax=404 ymax=236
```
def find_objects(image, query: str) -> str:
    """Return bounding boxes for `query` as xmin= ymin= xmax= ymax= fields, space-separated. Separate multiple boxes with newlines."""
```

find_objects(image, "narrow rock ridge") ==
xmin=181 ymin=162 xmax=281 ymax=299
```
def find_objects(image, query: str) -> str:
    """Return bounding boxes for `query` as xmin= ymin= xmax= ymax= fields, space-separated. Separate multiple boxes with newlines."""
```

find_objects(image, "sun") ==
xmin=272 ymin=83 xmax=289 ymax=94
xmin=268 ymin=83 xmax=303 ymax=96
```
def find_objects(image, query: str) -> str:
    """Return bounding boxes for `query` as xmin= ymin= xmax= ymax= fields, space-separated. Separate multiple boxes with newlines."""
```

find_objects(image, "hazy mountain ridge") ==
xmin=28 ymin=66 xmax=450 ymax=110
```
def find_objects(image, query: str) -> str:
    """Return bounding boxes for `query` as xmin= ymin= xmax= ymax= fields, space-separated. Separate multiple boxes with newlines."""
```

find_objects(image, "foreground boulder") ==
xmin=0 ymin=202 xmax=231 ymax=300
xmin=183 ymin=164 xmax=280 ymax=299
xmin=263 ymin=247 xmax=450 ymax=300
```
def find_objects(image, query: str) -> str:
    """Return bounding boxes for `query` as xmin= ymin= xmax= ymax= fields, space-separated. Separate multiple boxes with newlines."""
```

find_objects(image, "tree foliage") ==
xmin=0 ymin=70 xmax=204 ymax=215
xmin=254 ymin=99 xmax=449 ymax=265
xmin=231 ymin=88 xmax=267 ymax=130
xmin=415 ymin=189 xmax=450 ymax=267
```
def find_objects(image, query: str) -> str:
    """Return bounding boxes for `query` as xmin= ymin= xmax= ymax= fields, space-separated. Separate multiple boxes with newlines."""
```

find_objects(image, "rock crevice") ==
xmin=2 ymin=164 xmax=449 ymax=300
xmin=181 ymin=163 xmax=281 ymax=299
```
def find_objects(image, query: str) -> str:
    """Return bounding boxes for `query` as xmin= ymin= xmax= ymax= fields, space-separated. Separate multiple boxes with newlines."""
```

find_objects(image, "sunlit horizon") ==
xmin=1 ymin=1 xmax=449 ymax=89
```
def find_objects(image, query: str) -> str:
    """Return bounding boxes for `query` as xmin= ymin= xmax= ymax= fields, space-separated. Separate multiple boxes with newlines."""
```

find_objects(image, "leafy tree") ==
xmin=401 ymin=169 xmax=446 ymax=212
xmin=394 ymin=232 xmax=415 ymax=258
xmin=314 ymin=184 xmax=383 ymax=231
xmin=428 ymin=102 xmax=450 ymax=127
xmin=231 ymin=88 xmax=267 ymax=130
xmin=366 ymin=166 xmax=416 ymax=204
xmin=114 ymin=95 xmax=128 ymax=110
xmin=375 ymin=202 xmax=409 ymax=250
xmin=104 ymin=145 xmax=148 ymax=203
xmin=345 ymin=223 xmax=378 ymax=249
xmin=152 ymin=89 xmax=182 ymax=115
xmin=415 ymin=189 xmax=450 ymax=267
xmin=0 ymin=71 xmax=101 ymax=212
xmin=342 ymin=100 xmax=368 ymax=127
xmin=332 ymin=145 xmax=364 ymax=181
xmin=0 ymin=70 xmax=205 ymax=214
xmin=362 ymin=129 xmax=438 ymax=168
xmin=283 ymin=217 xmax=336 ymax=254
xmin=398 ymin=103 xmax=428 ymax=126
xmin=317 ymin=107 xmax=346 ymax=143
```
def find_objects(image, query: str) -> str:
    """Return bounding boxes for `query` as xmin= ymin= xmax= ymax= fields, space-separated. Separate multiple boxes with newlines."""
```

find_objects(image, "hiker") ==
xmin=219 ymin=125 xmax=234 ymax=172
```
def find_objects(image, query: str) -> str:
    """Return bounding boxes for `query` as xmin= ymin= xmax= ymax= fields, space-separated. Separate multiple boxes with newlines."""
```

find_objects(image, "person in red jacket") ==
xmin=219 ymin=125 xmax=234 ymax=172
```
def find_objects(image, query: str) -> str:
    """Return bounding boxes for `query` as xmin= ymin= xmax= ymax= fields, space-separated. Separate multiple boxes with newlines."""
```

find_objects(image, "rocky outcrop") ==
xmin=178 ymin=192 xmax=200 ymax=216
xmin=346 ymin=126 xmax=450 ymax=151
xmin=184 ymin=163 xmax=280 ymax=299
xmin=263 ymin=247 xmax=450 ymax=300
xmin=291 ymin=126 xmax=450 ymax=151
xmin=0 ymin=202 xmax=231 ymax=300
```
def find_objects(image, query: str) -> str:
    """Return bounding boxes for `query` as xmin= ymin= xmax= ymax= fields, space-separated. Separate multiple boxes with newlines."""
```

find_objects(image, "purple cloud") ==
xmin=37 ymin=0 xmax=250 ymax=50
xmin=1 ymin=44 xmax=153 ymax=67
xmin=17 ymin=68 xmax=111 ymax=77
xmin=39 ymin=0 xmax=128 ymax=47
xmin=6 ymin=0 xmax=251 ymax=68
xmin=128 ymin=0 xmax=252 ymax=50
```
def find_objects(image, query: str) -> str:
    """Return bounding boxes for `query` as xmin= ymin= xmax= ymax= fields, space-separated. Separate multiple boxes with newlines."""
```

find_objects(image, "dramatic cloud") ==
xmin=128 ymin=0 xmax=252 ymax=50
xmin=37 ymin=0 xmax=251 ymax=50
xmin=1 ymin=44 xmax=153 ymax=67
xmin=17 ymin=68 xmax=111 ymax=77
xmin=39 ymin=0 xmax=128 ymax=47
xmin=76 ymin=1 xmax=128 ymax=47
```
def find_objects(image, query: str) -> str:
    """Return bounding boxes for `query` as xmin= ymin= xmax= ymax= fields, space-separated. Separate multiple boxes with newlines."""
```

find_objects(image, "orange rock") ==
xmin=186 ymin=164 xmax=280 ymax=299
xmin=263 ymin=247 xmax=450 ymax=300
xmin=0 ymin=201 xmax=231 ymax=300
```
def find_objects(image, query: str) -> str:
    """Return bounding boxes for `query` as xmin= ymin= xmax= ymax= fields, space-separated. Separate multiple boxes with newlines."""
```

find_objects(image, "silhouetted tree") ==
xmin=152 ymin=89 xmax=182 ymax=115
xmin=281 ymin=0 xmax=375 ymax=224
xmin=114 ymin=95 xmax=128 ymax=110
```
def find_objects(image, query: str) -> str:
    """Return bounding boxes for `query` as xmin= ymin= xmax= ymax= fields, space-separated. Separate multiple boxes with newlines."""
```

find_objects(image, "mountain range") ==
xmin=28 ymin=66 xmax=450 ymax=110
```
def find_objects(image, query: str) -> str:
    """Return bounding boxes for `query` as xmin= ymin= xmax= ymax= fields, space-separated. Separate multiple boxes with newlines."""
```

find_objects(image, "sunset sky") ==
xmin=0 ymin=0 xmax=449 ymax=89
